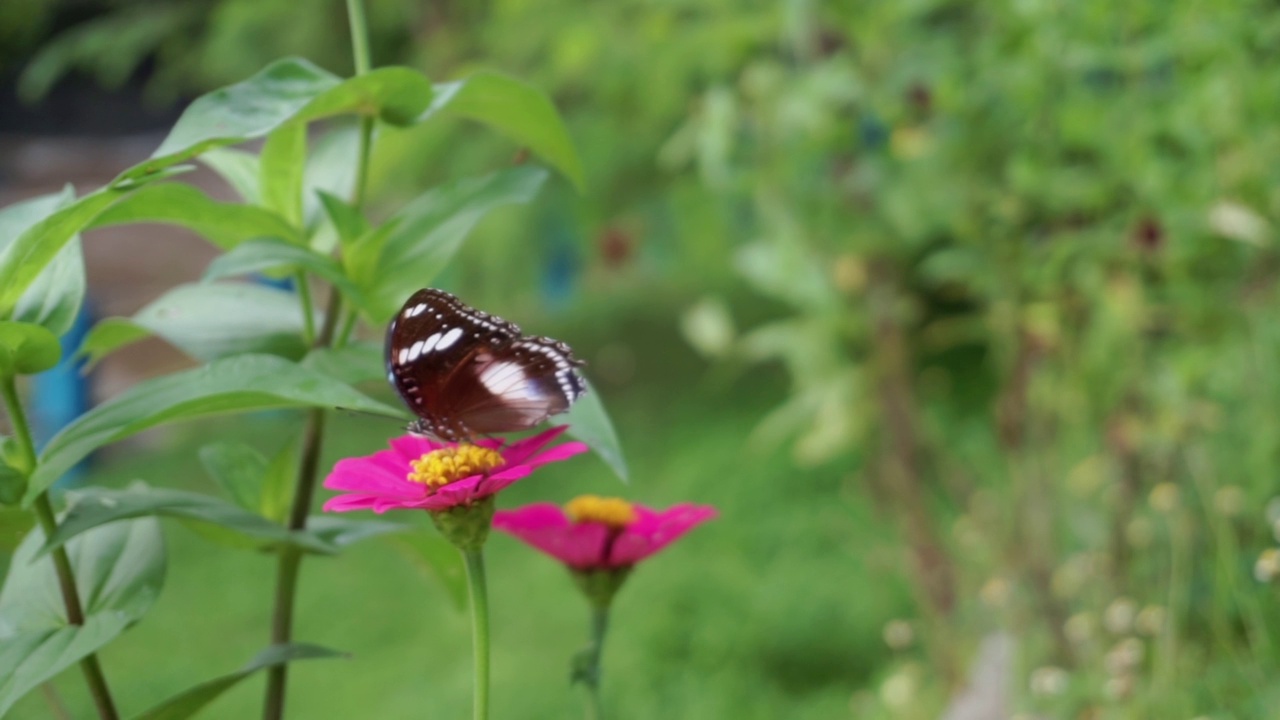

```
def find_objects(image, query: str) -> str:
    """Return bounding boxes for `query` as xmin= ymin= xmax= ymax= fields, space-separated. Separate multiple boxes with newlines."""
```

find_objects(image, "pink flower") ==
xmin=322 ymin=426 xmax=587 ymax=514
xmin=492 ymin=496 xmax=717 ymax=570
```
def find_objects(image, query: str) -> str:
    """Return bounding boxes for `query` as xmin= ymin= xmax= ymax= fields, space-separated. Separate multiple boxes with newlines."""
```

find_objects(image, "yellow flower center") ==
xmin=407 ymin=445 xmax=504 ymax=488
xmin=565 ymin=495 xmax=636 ymax=528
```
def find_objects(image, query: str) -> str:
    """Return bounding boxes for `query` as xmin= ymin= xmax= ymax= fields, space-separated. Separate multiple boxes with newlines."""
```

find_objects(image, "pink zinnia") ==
xmin=492 ymin=496 xmax=717 ymax=570
xmin=322 ymin=425 xmax=587 ymax=514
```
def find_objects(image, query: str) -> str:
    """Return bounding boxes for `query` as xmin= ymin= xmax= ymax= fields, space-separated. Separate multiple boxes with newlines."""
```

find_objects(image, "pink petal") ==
xmin=389 ymin=434 xmax=438 ymax=460
xmin=473 ymin=465 xmax=534 ymax=496
xmin=428 ymin=473 xmax=488 ymax=506
xmin=499 ymin=426 xmax=570 ymax=466
xmin=523 ymin=441 xmax=589 ymax=469
xmin=493 ymin=504 xmax=609 ymax=567
xmin=608 ymin=504 xmax=718 ymax=566
xmin=322 ymin=494 xmax=380 ymax=513
xmin=493 ymin=504 xmax=567 ymax=533
xmin=323 ymin=456 xmax=423 ymax=500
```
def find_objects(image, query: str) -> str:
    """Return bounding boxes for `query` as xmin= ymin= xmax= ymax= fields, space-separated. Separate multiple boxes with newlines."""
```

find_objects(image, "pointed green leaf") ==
xmin=556 ymin=378 xmax=628 ymax=483
xmin=200 ymin=147 xmax=261 ymax=204
xmin=26 ymin=354 xmax=402 ymax=502
xmin=1 ymin=189 xmax=88 ymax=338
xmin=203 ymin=239 xmax=369 ymax=313
xmin=76 ymin=318 xmax=152 ymax=369
xmin=0 ymin=515 xmax=164 ymax=717
xmin=357 ymin=167 xmax=549 ymax=322
xmin=302 ymin=125 xmax=360 ymax=233
xmin=301 ymin=342 xmax=386 ymax=386
xmin=384 ymin=532 xmax=467 ymax=611
xmin=0 ymin=189 xmax=82 ymax=338
xmin=87 ymin=183 xmax=301 ymax=249
xmin=260 ymin=123 xmax=306 ymax=227
xmin=422 ymin=72 xmax=584 ymax=190
xmin=36 ymin=486 xmax=336 ymax=556
xmin=77 ymin=283 xmax=312 ymax=364
xmin=303 ymin=516 xmax=405 ymax=550
xmin=0 ymin=185 xmax=132 ymax=318
xmin=0 ymin=321 xmax=61 ymax=377
xmin=198 ymin=442 xmax=268 ymax=511
xmin=134 ymin=643 xmax=346 ymax=720
xmin=120 ymin=59 xmax=433 ymax=182
xmin=316 ymin=190 xmax=369 ymax=251
xmin=0 ymin=461 xmax=26 ymax=506
xmin=258 ymin=434 xmax=299 ymax=525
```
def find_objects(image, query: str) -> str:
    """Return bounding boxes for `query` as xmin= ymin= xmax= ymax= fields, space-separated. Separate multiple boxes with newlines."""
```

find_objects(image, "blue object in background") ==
xmin=31 ymin=302 xmax=94 ymax=489
xmin=539 ymin=207 xmax=580 ymax=310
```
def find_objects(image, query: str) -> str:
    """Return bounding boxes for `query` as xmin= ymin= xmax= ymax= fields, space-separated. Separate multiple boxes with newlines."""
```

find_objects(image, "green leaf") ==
xmin=26 ymin=354 xmax=402 ymax=502
xmin=121 ymin=59 xmax=433 ymax=182
xmin=0 ymin=460 xmax=26 ymax=506
xmin=76 ymin=318 xmax=152 ymax=369
xmin=0 ymin=514 xmax=164 ymax=717
xmin=77 ymin=283 xmax=312 ymax=364
xmin=0 ymin=184 xmax=133 ymax=318
xmin=316 ymin=190 xmax=369 ymax=252
xmin=0 ymin=189 xmax=88 ymax=338
xmin=36 ymin=486 xmax=334 ymax=556
xmin=385 ymin=532 xmax=467 ymax=611
xmin=258 ymin=435 xmax=299 ymax=525
xmin=198 ymin=442 xmax=267 ymax=511
xmin=301 ymin=342 xmax=387 ymax=386
xmin=356 ymin=167 xmax=549 ymax=322
xmin=203 ymin=239 xmax=369 ymax=313
xmin=303 ymin=516 xmax=405 ymax=551
xmin=200 ymin=147 xmax=261 ymax=204
xmin=556 ymin=378 xmax=628 ymax=483
xmin=422 ymin=72 xmax=585 ymax=191
xmin=13 ymin=237 xmax=86 ymax=340
xmin=0 ymin=321 xmax=61 ymax=377
xmin=134 ymin=643 xmax=345 ymax=720
xmin=87 ymin=183 xmax=300 ymax=249
xmin=260 ymin=123 xmax=306 ymax=227
xmin=302 ymin=125 xmax=360 ymax=234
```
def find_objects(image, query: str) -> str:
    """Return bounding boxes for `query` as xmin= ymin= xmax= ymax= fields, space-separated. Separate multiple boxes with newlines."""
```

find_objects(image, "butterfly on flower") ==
xmin=385 ymin=288 xmax=587 ymax=442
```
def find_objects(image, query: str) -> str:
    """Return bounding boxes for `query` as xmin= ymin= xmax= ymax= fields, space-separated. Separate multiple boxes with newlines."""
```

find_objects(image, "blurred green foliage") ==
xmin=12 ymin=0 xmax=1280 ymax=716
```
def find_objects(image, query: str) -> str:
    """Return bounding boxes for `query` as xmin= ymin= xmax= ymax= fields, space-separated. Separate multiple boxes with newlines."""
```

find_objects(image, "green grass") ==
xmin=10 ymin=316 xmax=911 ymax=719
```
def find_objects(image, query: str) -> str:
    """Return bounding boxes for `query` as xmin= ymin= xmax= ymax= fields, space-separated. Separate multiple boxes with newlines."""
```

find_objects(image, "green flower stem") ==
xmin=295 ymin=271 xmax=316 ymax=344
xmin=261 ymin=2 xmax=374 ymax=718
xmin=463 ymin=549 xmax=491 ymax=720
xmin=2 ymin=377 xmax=119 ymax=720
xmin=583 ymin=605 xmax=610 ymax=720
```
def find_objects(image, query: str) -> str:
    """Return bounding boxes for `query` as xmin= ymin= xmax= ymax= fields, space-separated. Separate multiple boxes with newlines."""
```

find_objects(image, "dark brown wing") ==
xmin=448 ymin=336 xmax=586 ymax=435
xmin=385 ymin=288 xmax=585 ymax=441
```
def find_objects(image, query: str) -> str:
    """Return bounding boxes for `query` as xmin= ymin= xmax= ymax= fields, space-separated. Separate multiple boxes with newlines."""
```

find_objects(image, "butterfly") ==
xmin=386 ymin=288 xmax=587 ymax=442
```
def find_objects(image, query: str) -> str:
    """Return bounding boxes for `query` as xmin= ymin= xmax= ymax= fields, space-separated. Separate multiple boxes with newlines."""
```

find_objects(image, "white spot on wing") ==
xmin=478 ymin=361 xmax=548 ymax=419
xmin=422 ymin=332 xmax=443 ymax=354
xmin=407 ymin=339 xmax=425 ymax=361
xmin=435 ymin=327 xmax=463 ymax=351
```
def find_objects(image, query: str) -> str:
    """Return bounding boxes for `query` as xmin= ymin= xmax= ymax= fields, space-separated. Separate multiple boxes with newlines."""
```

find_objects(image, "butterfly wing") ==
xmin=450 ymin=337 xmax=586 ymax=435
xmin=386 ymin=288 xmax=585 ymax=440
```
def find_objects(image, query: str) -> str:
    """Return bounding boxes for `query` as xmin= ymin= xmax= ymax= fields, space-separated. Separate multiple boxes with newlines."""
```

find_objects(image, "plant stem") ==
xmin=295 ymin=272 xmax=316 ymax=344
xmin=582 ymin=605 xmax=609 ymax=720
xmin=347 ymin=0 xmax=375 ymax=211
xmin=2 ymin=377 xmax=119 ymax=720
xmin=40 ymin=683 xmax=72 ymax=720
xmin=463 ymin=549 xmax=491 ymax=720
xmin=261 ymin=3 xmax=374 ymax=717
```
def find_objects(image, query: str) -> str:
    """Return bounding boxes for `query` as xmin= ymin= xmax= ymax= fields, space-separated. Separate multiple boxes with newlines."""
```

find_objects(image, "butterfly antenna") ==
xmin=334 ymin=406 xmax=409 ymax=425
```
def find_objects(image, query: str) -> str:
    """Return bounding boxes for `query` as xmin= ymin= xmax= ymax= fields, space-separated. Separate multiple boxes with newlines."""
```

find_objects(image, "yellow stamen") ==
xmin=407 ymin=445 xmax=504 ymax=488
xmin=565 ymin=495 xmax=636 ymax=528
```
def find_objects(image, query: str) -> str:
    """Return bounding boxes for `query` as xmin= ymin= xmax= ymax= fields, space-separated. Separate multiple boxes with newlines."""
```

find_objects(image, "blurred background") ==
xmin=4 ymin=0 xmax=1280 ymax=717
